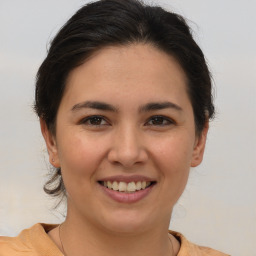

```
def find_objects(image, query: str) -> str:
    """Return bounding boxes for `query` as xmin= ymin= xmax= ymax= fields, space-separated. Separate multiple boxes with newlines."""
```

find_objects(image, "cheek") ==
xmin=154 ymin=135 xmax=194 ymax=171
xmin=151 ymin=135 xmax=194 ymax=199
xmin=56 ymin=132 xmax=106 ymax=182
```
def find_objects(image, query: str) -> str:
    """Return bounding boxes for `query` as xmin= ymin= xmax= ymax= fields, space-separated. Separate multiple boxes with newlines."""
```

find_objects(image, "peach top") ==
xmin=0 ymin=223 xmax=229 ymax=256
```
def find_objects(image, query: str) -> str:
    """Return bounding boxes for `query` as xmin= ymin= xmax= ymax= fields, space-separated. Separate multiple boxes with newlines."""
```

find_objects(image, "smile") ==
xmin=99 ymin=181 xmax=154 ymax=193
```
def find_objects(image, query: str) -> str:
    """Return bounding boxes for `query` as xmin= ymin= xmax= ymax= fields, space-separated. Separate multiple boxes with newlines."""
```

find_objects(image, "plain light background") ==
xmin=0 ymin=1 xmax=255 ymax=255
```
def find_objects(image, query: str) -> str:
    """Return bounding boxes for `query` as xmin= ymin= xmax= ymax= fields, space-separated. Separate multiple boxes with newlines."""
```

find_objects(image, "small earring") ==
xmin=52 ymin=158 xmax=55 ymax=162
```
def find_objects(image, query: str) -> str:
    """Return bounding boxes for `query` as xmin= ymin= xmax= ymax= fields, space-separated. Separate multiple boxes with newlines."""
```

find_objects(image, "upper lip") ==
xmin=98 ymin=175 xmax=156 ymax=183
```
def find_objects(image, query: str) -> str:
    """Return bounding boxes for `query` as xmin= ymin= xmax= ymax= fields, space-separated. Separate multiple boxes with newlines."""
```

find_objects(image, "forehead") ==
xmin=62 ymin=43 xmax=190 ymax=109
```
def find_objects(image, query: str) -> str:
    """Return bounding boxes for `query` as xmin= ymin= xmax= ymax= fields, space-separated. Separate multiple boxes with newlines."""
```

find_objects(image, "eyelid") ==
xmin=78 ymin=115 xmax=175 ymax=127
xmin=145 ymin=115 xmax=175 ymax=126
xmin=78 ymin=115 xmax=110 ymax=126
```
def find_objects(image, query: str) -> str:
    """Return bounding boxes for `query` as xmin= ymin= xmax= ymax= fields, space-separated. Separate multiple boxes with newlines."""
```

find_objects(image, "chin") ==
xmin=99 ymin=210 xmax=152 ymax=235
xmin=104 ymin=221 xmax=148 ymax=235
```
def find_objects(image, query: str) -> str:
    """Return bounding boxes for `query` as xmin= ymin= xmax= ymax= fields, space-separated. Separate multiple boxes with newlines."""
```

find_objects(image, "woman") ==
xmin=0 ymin=0 xmax=229 ymax=255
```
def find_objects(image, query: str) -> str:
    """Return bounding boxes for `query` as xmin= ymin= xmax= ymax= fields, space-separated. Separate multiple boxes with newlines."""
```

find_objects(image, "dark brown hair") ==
xmin=34 ymin=0 xmax=214 ymax=200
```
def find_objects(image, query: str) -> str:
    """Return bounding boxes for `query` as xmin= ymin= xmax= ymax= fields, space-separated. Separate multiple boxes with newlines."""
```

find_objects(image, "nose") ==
xmin=107 ymin=125 xmax=148 ymax=168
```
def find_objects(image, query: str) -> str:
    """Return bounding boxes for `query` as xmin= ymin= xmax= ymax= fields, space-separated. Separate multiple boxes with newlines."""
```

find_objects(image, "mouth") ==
xmin=98 ymin=180 xmax=156 ymax=193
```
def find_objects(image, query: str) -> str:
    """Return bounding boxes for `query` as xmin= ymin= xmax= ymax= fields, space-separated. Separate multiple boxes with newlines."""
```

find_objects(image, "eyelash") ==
xmin=79 ymin=115 xmax=109 ymax=126
xmin=145 ymin=115 xmax=175 ymax=126
xmin=79 ymin=115 xmax=175 ymax=127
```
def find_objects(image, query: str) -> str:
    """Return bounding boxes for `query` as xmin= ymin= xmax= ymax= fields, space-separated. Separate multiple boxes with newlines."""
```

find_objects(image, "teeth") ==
xmin=112 ymin=181 xmax=119 ymax=191
xmin=127 ymin=182 xmax=136 ymax=192
xmin=107 ymin=181 xmax=112 ymax=189
xmin=118 ymin=182 xmax=127 ymax=192
xmin=102 ymin=180 xmax=153 ymax=192
xmin=136 ymin=181 xmax=142 ymax=190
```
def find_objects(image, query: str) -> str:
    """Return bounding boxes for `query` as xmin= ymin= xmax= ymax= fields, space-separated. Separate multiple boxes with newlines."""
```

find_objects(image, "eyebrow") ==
xmin=71 ymin=101 xmax=182 ymax=113
xmin=71 ymin=101 xmax=118 ymax=112
xmin=139 ymin=102 xmax=183 ymax=113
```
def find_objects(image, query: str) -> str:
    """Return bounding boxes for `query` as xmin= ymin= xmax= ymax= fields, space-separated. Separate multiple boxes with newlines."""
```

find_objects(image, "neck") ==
xmin=59 ymin=213 xmax=175 ymax=256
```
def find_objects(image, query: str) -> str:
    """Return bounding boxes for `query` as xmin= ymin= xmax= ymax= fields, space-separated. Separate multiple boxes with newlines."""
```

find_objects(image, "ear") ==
xmin=191 ymin=121 xmax=209 ymax=167
xmin=40 ymin=118 xmax=60 ymax=168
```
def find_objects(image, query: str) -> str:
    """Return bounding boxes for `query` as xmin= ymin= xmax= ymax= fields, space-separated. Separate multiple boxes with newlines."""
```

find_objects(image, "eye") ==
xmin=79 ymin=115 xmax=109 ymax=126
xmin=145 ymin=116 xmax=174 ymax=126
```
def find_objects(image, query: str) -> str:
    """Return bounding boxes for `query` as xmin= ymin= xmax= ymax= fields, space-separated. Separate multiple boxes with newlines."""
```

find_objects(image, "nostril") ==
xmin=107 ymin=135 xmax=148 ymax=167
xmin=107 ymin=150 xmax=148 ymax=168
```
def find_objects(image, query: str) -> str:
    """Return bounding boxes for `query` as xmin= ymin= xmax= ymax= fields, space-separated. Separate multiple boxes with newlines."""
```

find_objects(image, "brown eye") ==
xmin=80 ymin=116 xmax=109 ymax=126
xmin=146 ymin=116 xmax=173 ymax=126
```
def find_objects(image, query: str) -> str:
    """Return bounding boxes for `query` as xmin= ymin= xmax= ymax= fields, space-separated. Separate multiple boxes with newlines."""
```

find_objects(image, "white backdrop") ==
xmin=0 ymin=1 xmax=255 ymax=255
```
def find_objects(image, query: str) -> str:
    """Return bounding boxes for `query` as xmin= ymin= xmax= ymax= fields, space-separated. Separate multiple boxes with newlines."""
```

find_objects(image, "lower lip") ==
xmin=99 ymin=184 xmax=155 ymax=204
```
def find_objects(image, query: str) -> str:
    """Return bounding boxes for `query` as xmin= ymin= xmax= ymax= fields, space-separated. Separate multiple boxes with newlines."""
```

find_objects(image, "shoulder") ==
xmin=169 ymin=230 xmax=230 ymax=256
xmin=0 ymin=223 xmax=62 ymax=256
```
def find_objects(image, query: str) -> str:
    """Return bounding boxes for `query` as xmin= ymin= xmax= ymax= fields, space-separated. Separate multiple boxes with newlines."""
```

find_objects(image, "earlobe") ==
xmin=191 ymin=121 xmax=209 ymax=167
xmin=40 ymin=118 xmax=60 ymax=168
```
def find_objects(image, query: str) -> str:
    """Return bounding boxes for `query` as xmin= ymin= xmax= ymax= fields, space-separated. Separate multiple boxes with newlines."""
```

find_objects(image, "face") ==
xmin=42 ymin=44 xmax=208 ymax=234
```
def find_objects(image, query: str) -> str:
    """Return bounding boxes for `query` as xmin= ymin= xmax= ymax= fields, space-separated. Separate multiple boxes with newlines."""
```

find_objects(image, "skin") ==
xmin=41 ymin=43 xmax=208 ymax=256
